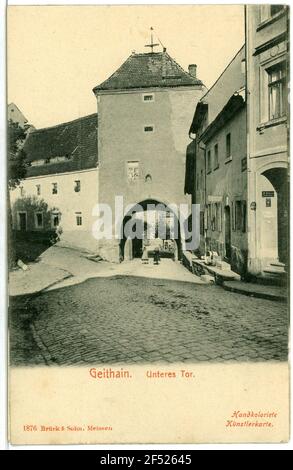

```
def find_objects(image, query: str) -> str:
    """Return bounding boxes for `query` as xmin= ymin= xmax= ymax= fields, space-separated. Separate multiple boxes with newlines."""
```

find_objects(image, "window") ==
xmin=215 ymin=203 xmax=222 ymax=231
xmin=207 ymin=150 xmax=211 ymax=173
xmin=200 ymin=211 xmax=204 ymax=236
xmin=231 ymin=202 xmax=235 ymax=231
xmin=36 ymin=184 xmax=41 ymax=196
xmin=76 ymin=213 xmax=82 ymax=226
xmin=259 ymin=5 xmax=285 ymax=23
xmin=35 ymin=212 xmax=43 ymax=228
xmin=211 ymin=204 xmax=216 ymax=231
xmin=270 ymin=5 xmax=284 ymax=16
xmin=241 ymin=201 xmax=247 ymax=233
xmin=143 ymin=94 xmax=154 ymax=102
xmin=144 ymin=126 xmax=154 ymax=132
xmin=51 ymin=213 xmax=60 ymax=228
xmin=74 ymin=180 xmax=81 ymax=192
xmin=214 ymin=144 xmax=219 ymax=169
xmin=235 ymin=201 xmax=242 ymax=231
xmin=234 ymin=200 xmax=246 ymax=232
xmin=145 ymin=174 xmax=152 ymax=183
xmin=127 ymin=161 xmax=139 ymax=181
xmin=207 ymin=204 xmax=212 ymax=229
xmin=267 ymin=63 xmax=287 ymax=120
xmin=226 ymin=133 xmax=231 ymax=160
xmin=52 ymin=183 xmax=58 ymax=194
xmin=20 ymin=186 xmax=24 ymax=197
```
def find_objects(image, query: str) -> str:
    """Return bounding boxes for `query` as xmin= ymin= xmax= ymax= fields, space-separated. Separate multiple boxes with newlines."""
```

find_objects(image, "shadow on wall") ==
xmin=11 ymin=196 xmax=61 ymax=264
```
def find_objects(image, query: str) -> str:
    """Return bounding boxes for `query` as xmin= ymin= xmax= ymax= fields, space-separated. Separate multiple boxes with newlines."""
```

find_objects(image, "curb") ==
xmin=9 ymin=271 xmax=73 ymax=298
xmin=222 ymin=282 xmax=287 ymax=302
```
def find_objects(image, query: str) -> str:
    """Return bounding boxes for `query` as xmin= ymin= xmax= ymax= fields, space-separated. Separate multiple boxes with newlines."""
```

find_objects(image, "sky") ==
xmin=7 ymin=5 xmax=245 ymax=129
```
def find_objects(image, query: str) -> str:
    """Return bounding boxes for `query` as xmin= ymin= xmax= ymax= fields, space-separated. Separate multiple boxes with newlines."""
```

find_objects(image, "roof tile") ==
xmin=93 ymin=51 xmax=202 ymax=92
xmin=24 ymin=114 xmax=98 ymax=177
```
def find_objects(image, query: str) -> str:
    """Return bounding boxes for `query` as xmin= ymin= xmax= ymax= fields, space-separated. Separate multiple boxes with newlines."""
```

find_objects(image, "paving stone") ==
xmin=9 ymin=263 xmax=289 ymax=366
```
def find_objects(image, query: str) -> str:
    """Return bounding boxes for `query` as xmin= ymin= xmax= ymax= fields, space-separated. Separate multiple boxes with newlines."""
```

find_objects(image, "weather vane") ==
xmin=144 ymin=27 xmax=160 ymax=53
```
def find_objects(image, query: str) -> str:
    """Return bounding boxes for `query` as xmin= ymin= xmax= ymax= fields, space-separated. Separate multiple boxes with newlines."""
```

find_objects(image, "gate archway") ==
xmin=119 ymin=199 xmax=182 ymax=261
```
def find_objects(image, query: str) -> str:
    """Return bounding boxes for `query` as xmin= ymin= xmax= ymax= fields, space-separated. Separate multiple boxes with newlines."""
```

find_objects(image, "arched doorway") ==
xmin=119 ymin=199 xmax=182 ymax=261
xmin=259 ymin=167 xmax=288 ymax=264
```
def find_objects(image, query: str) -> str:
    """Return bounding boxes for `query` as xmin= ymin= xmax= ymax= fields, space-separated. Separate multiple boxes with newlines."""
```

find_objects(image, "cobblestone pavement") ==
xmin=9 ymin=260 xmax=288 ymax=365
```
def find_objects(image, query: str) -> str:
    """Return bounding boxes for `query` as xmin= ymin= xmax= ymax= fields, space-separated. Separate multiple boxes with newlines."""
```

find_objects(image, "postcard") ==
xmin=7 ymin=4 xmax=290 ymax=445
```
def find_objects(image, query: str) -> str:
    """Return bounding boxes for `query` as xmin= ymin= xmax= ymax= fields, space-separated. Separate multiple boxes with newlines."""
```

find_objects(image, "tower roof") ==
xmin=93 ymin=51 xmax=203 ymax=92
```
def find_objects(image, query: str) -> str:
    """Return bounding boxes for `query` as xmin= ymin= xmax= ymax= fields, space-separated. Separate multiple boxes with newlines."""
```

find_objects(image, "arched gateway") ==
xmin=92 ymin=48 xmax=205 ymax=262
xmin=119 ymin=199 xmax=182 ymax=261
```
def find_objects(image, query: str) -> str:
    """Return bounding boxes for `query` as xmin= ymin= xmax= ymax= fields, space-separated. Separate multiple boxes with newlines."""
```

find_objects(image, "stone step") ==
xmin=200 ymin=274 xmax=215 ymax=284
xmin=264 ymin=267 xmax=287 ymax=275
xmin=191 ymin=258 xmax=240 ymax=285
xmin=270 ymin=261 xmax=286 ymax=268
xmin=256 ymin=272 xmax=287 ymax=287
xmin=215 ymin=260 xmax=231 ymax=271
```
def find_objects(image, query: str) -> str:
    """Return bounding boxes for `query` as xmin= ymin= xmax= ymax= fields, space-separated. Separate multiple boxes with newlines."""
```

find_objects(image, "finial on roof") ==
xmin=144 ymin=27 xmax=160 ymax=53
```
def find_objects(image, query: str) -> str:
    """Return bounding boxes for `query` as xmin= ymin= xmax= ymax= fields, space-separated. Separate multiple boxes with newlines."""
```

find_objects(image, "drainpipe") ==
xmin=188 ymin=130 xmax=207 ymax=258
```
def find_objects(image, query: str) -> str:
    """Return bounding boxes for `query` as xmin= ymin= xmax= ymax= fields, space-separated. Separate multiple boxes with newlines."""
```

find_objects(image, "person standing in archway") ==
xmin=141 ymin=246 xmax=149 ymax=264
xmin=153 ymin=247 xmax=160 ymax=265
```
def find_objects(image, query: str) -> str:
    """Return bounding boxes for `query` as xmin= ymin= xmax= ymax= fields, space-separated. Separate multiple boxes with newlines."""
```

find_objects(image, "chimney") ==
xmin=188 ymin=64 xmax=197 ymax=78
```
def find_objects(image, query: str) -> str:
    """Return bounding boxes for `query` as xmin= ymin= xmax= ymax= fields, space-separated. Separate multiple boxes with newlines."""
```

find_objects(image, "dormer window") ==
xmin=31 ymin=159 xmax=45 ymax=166
xmin=50 ymin=156 xmax=69 ymax=163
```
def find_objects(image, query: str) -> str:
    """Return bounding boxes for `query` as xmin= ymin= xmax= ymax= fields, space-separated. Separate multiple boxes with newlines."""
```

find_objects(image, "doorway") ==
xmin=224 ymin=205 xmax=231 ymax=261
xmin=261 ymin=167 xmax=288 ymax=263
xmin=18 ymin=212 xmax=27 ymax=231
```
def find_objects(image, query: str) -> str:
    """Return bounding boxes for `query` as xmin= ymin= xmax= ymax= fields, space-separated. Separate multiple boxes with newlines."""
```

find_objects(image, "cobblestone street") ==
xmin=9 ymin=259 xmax=288 ymax=366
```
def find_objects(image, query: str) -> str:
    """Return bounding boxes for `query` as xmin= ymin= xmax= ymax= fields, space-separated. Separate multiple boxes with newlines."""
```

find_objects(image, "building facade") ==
xmin=186 ymin=5 xmax=289 ymax=279
xmin=246 ymin=5 xmax=289 ymax=276
xmin=93 ymin=50 xmax=206 ymax=262
xmin=11 ymin=49 xmax=206 ymax=261
xmin=10 ymin=114 xmax=99 ymax=252
xmin=8 ymin=103 xmax=28 ymax=128
xmin=186 ymin=47 xmax=248 ymax=275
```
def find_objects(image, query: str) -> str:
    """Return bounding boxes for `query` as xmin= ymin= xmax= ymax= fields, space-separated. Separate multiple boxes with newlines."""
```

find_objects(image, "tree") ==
xmin=8 ymin=120 xmax=27 ymax=189
xmin=7 ymin=120 xmax=28 ymax=266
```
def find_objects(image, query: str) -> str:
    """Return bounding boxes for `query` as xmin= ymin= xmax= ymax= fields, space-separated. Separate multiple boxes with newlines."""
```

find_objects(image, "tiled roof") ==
xmin=24 ymin=114 xmax=98 ymax=177
xmin=93 ymin=51 xmax=202 ymax=92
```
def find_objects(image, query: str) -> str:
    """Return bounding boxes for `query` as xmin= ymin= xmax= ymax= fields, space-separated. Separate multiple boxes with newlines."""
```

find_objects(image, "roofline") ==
xmin=8 ymin=102 xmax=28 ymax=123
xmin=201 ymin=93 xmax=246 ymax=143
xmin=24 ymin=166 xmax=99 ymax=181
xmin=93 ymin=50 xmax=204 ymax=93
xmin=200 ymin=44 xmax=245 ymax=102
xmin=189 ymin=101 xmax=208 ymax=134
xmin=93 ymin=82 xmax=204 ymax=94
xmin=29 ymin=113 xmax=97 ymax=134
